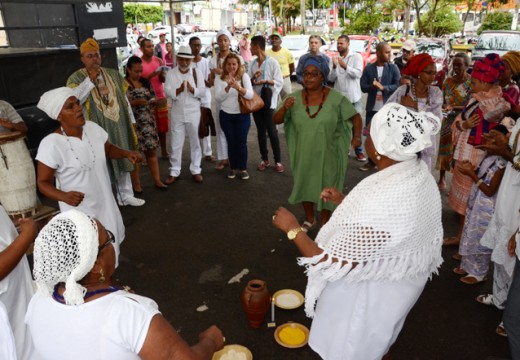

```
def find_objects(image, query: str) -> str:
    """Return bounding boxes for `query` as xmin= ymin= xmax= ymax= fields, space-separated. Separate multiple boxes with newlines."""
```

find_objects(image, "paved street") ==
xmin=105 ymin=123 xmax=512 ymax=360
xmin=36 ymin=85 xmax=512 ymax=359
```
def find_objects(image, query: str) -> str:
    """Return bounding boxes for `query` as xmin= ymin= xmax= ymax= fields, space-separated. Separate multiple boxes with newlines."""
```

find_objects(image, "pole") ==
xmin=169 ymin=0 xmax=176 ymax=65
xmin=301 ymin=0 xmax=306 ymax=33
xmin=512 ymin=0 xmax=520 ymax=30
xmin=403 ymin=0 xmax=411 ymax=38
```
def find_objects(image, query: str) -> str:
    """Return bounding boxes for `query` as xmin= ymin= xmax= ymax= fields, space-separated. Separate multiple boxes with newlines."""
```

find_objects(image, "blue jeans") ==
xmin=351 ymin=99 xmax=363 ymax=154
xmin=219 ymin=110 xmax=251 ymax=170
xmin=504 ymin=257 xmax=520 ymax=359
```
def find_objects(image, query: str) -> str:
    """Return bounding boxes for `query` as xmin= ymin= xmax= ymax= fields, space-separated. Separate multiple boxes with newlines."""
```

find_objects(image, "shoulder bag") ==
xmin=238 ymin=74 xmax=264 ymax=114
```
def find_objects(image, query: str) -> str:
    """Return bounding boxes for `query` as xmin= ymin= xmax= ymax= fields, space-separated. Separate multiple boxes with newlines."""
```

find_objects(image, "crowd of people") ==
xmin=0 ymin=32 xmax=520 ymax=360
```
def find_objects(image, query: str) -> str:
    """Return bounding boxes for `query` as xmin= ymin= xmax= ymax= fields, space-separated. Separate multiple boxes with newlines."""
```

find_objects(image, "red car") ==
xmin=322 ymin=35 xmax=380 ymax=69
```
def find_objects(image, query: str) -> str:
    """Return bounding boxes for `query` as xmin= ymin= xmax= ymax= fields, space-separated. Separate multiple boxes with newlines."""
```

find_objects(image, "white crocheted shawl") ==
xmin=299 ymin=159 xmax=444 ymax=317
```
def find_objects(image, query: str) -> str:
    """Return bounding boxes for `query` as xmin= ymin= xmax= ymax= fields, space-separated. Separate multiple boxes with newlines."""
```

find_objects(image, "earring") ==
xmin=375 ymin=151 xmax=381 ymax=161
xmin=99 ymin=268 xmax=106 ymax=283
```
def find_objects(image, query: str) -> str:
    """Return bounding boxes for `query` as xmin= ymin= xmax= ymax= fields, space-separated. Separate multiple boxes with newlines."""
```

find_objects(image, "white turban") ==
xmin=216 ymin=29 xmax=233 ymax=43
xmin=37 ymin=87 xmax=76 ymax=120
xmin=370 ymin=103 xmax=440 ymax=162
xmin=33 ymin=209 xmax=99 ymax=306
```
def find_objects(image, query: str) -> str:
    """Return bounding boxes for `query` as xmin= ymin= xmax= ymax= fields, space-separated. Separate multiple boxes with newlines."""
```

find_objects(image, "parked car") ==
xmin=414 ymin=38 xmax=451 ymax=87
xmin=472 ymin=30 xmax=520 ymax=64
xmin=282 ymin=35 xmax=326 ymax=71
xmin=321 ymin=35 xmax=380 ymax=69
xmin=147 ymin=25 xmax=183 ymax=45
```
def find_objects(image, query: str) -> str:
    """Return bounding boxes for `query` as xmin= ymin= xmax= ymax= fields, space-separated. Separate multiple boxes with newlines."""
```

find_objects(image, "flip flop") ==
xmin=460 ymin=275 xmax=487 ymax=285
xmin=302 ymin=220 xmax=316 ymax=233
xmin=452 ymin=253 xmax=462 ymax=261
xmin=443 ymin=236 xmax=460 ymax=246
xmin=453 ymin=267 xmax=468 ymax=275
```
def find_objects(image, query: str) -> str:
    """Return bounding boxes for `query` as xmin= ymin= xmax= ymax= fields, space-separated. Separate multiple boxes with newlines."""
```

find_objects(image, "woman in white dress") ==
xmin=35 ymin=87 xmax=141 ymax=266
xmin=273 ymin=103 xmax=443 ymax=360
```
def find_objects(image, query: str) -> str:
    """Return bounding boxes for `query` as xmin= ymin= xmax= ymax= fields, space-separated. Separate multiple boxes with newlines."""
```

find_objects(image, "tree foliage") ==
xmin=123 ymin=3 xmax=163 ymax=25
xmin=415 ymin=7 xmax=462 ymax=37
xmin=478 ymin=11 xmax=513 ymax=34
xmin=343 ymin=0 xmax=389 ymax=35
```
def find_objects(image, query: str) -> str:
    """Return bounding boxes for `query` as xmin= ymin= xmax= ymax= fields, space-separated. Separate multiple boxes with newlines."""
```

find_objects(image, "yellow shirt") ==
xmin=266 ymin=47 xmax=294 ymax=77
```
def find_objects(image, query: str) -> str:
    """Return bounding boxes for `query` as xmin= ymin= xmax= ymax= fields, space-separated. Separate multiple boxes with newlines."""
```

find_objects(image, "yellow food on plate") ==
xmin=279 ymin=326 xmax=306 ymax=345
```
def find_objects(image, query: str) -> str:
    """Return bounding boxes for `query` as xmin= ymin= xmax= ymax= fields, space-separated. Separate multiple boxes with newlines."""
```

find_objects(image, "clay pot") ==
xmin=241 ymin=279 xmax=270 ymax=328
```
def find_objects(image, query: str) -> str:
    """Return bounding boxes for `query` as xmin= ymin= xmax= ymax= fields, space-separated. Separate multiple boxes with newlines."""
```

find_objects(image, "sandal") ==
xmin=460 ymin=275 xmax=487 ymax=285
xmin=453 ymin=267 xmax=468 ymax=275
xmin=215 ymin=160 xmax=228 ymax=171
xmin=476 ymin=293 xmax=494 ymax=306
xmin=302 ymin=220 xmax=316 ymax=233
xmin=496 ymin=321 xmax=508 ymax=337
xmin=443 ymin=236 xmax=460 ymax=246
xmin=452 ymin=253 xmax=462 ymax=261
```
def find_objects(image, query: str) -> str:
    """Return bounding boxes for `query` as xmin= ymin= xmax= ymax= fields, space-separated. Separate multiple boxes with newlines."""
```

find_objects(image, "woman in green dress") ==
xmin=273 ymin=56 xmax=362 ymax=231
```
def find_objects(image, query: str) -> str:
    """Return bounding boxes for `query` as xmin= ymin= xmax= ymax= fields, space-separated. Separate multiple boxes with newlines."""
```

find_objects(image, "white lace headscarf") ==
xmin=33 ymin=209 xmax=99 ymax=306
xmin=37 ymin=87 xmax=76 ymax=120
xmin=370 ymin=103 xmax=441 ymax=162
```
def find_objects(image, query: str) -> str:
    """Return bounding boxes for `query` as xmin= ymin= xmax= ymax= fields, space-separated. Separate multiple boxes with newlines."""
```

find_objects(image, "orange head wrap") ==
xmin=80 ymin=38 xmax=99 ymax=55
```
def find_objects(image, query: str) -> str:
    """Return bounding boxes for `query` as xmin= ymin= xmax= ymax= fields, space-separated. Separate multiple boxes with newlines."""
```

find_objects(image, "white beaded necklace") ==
xmin=60 ymin=126 xmax=96 ymax=170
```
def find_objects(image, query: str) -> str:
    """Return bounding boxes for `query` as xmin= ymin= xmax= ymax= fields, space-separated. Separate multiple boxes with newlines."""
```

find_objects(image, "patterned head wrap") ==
xmin=403 ymin=53 xmax=435 ymax=77
xmin=80 ymin=37 xmax=100 ymax=55
xmin=370 ymin=103 xmax=441 ymax=161
xmin=37 ymin=87 xmax=76 ymax=120
xmin=303 ymin=56 xmax=330 ymax=84
xmin=501 ymin=51 xmax=520 ymax=76
xmin=472 ymin=53 xmax=505 ymax=84
xmin=33 ymin=210 xmax=99 ymax=306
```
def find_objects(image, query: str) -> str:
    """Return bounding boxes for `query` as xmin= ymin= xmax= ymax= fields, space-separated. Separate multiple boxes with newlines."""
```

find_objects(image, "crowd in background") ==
xmin=0 ymin=31 xmax=520 ymax=359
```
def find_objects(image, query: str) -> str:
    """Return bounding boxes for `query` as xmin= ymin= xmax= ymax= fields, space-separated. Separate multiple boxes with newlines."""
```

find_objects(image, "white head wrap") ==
xmin=37 ymin=87 xmax=76 ymax=120
xmin=216 ymin=29 xmax=232 ymax=43
xmin=33 ymin=209 xmax=99 ymax=306
xmin=370 ymin=103 xmax=440 ymax=162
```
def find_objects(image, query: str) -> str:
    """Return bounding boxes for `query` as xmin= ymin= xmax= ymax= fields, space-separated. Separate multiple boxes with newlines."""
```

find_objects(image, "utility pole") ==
xmin=403 ymin=0 xmax=411 ymax=38
xmin=301 ymin=0 xmax=306 ymax=33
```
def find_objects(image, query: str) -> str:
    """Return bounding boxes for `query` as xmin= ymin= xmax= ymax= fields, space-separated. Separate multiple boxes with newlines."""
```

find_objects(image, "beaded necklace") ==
xmin=304 ymin=88 xmax=326 ymax=119
xmin=52 ymin=284 xmax=120 ymax=304
xmin=411 ymin=83 xmax=431 ymax=106
xmin=61 ymin=126 xmax=96 ymax=170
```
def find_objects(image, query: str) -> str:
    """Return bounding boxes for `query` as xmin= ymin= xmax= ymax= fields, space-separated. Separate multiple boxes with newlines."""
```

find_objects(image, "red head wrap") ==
xmin=471 ymin=53 xmax=504 ymax=84
xmin=403 ymin=53 xmax=435 ymax=77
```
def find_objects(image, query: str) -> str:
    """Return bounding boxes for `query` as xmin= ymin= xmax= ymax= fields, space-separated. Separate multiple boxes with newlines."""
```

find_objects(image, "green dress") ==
xmin=282 ymin=89 xmax=356 ymax=211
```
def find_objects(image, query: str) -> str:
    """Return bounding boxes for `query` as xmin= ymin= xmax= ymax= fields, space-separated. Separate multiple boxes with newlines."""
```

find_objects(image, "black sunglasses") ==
xmin=98 ymin=230 xmax=115 ymax=254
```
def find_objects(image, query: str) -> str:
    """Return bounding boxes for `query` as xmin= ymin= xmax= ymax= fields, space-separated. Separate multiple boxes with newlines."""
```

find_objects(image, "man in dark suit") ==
xmin=359 ymin=42 xmax=400 ymax=171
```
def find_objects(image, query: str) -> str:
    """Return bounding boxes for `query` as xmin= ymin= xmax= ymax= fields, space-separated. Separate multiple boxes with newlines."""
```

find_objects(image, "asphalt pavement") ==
xmin=38 ymin=88 xmax=512 ymax=359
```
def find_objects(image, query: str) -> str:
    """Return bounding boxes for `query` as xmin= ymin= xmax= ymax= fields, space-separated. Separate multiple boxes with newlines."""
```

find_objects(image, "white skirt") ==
xmin=309 ymin=273 xmax=429 ymax=360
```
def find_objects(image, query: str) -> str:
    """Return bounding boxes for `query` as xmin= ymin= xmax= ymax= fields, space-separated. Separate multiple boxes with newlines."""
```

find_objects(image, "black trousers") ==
xmin=253 ymin=107 xmax=281 ymax=163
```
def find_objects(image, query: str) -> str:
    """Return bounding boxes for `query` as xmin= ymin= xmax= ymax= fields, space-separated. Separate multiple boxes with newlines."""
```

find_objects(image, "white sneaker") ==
xmin=119 ymin=197 xmax=145 ymax=207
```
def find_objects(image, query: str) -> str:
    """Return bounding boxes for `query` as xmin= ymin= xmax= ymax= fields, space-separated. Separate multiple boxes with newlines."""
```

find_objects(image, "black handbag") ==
xmin=260 ymin=85 xmax=272 ymax=110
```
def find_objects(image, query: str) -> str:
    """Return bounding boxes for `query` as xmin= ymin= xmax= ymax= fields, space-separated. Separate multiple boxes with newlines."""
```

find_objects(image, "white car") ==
xmin=147 ymin=26 xmax=180 ymax=44
xmin=282 ymin=35 xmax=326 ymax=72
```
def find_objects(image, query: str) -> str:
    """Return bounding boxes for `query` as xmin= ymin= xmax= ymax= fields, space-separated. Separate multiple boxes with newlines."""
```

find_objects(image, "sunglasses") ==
xmin=98 ymin=229 xmax=115 ymax=254
xmin=402 ymin=49 xmax=412 ymax=54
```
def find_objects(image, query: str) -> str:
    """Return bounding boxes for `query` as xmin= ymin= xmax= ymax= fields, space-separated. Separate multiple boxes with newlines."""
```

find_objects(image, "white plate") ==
xmin=212 ymin=344 xmax=253 ymax=360
xmin=273 ymin=289 xmax=304 ymax=309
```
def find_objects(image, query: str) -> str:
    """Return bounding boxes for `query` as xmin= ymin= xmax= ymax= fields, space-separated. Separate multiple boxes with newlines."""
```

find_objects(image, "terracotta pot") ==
xmin=241 ymin=279 xmax=270 ymax=328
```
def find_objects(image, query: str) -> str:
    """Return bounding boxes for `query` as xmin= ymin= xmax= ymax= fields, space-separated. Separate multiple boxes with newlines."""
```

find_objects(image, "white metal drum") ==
xmin=0 ymin=134 xmax=37 ymax=215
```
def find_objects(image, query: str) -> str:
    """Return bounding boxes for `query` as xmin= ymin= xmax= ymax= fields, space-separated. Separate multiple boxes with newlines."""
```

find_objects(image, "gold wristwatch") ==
xmin=287 ymin=227 xmax=305 ymax=241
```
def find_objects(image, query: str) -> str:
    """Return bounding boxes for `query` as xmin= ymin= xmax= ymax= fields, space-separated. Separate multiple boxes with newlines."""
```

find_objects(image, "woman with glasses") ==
xmin=35 ymin=87 xmax=141 ymax=266
xmin=386 ymin=53 xmax=443 ymax=172
xmin=273 ymin=56 xmax=362 ymax=231
xmin=25 ymin=209 xmax=224 ymax=359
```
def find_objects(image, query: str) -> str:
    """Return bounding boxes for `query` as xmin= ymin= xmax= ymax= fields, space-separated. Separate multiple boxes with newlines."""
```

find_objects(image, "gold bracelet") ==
xmin=476 ymin=179 xmax=484 ymax=187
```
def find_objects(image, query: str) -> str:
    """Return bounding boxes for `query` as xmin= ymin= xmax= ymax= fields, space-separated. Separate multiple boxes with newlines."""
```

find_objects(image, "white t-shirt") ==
xmin=25 ymin=291 xmax=160 ymax=360
xmin=0 ymin=206 xmax=40 ymax=360
xmin=35 ymin=121 xmax=125 ymax=266
xmin=373 ymin=66 xmax=385 ymax=111
xmin=248 ymin=57 xmax=283 ymax=109
xmin=192 ymin=57 xmax=211 ymax=108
